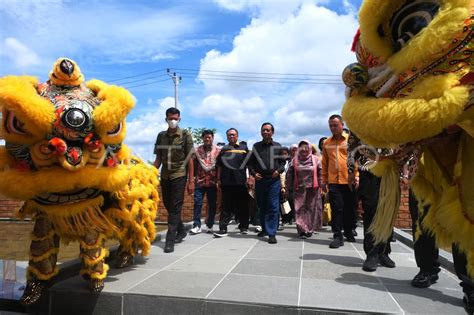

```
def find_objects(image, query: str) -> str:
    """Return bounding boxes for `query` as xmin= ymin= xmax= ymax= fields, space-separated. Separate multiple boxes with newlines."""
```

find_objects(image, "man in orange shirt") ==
xmin=321 ymin=114 xmax=357 ymax=248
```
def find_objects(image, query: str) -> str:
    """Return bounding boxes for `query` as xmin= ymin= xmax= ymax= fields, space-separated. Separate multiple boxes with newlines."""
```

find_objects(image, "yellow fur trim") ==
xmin=458 ymin=102 xmax=474 ymax=137
xmin=87 ymin=79 xmax=135 ymax=140
xmin=80 ymin=248 xmax=109 ymax=266
xmin=368 ymin=159 xmax=400 ymax=244
xmin=27 ymin=266 xmax=60 ymax=281
xmin=30 ymin=248 xmax=59 ymax=262
xmin=49 ymin=58 xmax=84 ymax=86
xmin=80 ymin=264 xmax=109 ymax=280
xmin=25 ymin=197 xmax=118 ymax=236
xmin=0 ymin=164 xmax=130 ymax=200
xmin=369 ymin=159 xmax=394 ymax=177
xmin=342 ymin=75 xmax=468 ymax=147
xmin=0 ymin=76 xmax=55 ymax=144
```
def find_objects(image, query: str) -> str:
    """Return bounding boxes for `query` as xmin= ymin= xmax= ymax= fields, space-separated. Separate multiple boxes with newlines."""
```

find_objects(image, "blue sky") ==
xmin=0 ymin=0 xmax=362 ymax=161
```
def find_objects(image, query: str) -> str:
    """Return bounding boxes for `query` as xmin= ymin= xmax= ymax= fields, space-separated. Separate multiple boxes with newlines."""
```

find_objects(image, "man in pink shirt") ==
xmin=190 ymin=130 xmax=220 ymax=234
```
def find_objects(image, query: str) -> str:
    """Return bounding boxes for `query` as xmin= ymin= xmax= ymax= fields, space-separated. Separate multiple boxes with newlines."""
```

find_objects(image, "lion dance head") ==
xmin=0 ymin=58 xmax=159 ymax=304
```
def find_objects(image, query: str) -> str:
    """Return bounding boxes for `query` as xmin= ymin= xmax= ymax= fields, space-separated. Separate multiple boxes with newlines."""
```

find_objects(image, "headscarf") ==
xmin=293 ymin=140 xmax=318 ymax=189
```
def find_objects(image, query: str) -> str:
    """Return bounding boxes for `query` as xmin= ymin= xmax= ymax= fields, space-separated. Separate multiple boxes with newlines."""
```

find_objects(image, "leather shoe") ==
xmin=362 ymin=254 xmax=379 ymax=272
xmin=463 ymin=291 xmax=474 ymax=314
xmin=411 ymin=271 xmax=438 ymax=288
xmin=164 ymin=242 xmax=174 ymax=253
xmin=175 ymin=230 xmax=187 ymax=243
xmin=329 ymin=238 xmax=344 ymax=248
xmin=268 ymin=235 xmax=277 ymax=244
xmin=379 ymin=254 xmax=396 ymax=268
xmin=345 ymin=235 xmax=356 ymax=242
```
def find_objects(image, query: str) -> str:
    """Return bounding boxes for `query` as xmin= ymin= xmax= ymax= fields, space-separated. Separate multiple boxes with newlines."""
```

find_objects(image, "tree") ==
xmin=186 ymin=127 xmax=217 ymax=145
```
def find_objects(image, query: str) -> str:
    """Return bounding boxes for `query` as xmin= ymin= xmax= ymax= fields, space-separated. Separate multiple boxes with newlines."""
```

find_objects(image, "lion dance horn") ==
xmin=49 ymin=57 xmax=84 ymax=87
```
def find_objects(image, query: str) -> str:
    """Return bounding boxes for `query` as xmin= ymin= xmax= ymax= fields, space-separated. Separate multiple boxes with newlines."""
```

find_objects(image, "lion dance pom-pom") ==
xmin=0 ymin=58 xmax=159 ymax=305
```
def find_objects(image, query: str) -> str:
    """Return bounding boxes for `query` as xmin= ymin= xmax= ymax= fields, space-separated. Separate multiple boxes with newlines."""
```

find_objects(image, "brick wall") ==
xmin=394 ymin=188 xmax=412 ymax=229
xmin=0 ymin=189 xmax=409 ymax=228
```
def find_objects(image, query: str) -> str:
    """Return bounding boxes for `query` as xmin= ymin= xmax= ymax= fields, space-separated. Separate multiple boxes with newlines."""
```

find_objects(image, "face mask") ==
xmin=167 ymin=119 xmax=179 ymax=128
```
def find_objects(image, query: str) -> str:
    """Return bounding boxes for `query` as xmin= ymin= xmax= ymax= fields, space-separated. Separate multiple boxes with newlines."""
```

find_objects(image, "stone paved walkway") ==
xmin=50 ymin=224 xmax=466 ymax=314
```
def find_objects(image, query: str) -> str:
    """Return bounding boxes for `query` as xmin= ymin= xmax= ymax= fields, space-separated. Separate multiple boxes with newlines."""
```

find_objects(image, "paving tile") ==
xmin=302 ymin=250 xmax=363 ymax=266
xmin=375 ymin=266 xmax=460 ymax=289
xmin=384 ymin=253 xmax=418 ymax=268
xmin=133 ymin=253 xmax=183 ymax=270
xmin=190 ymin=245 xmax=252 ymax=259
xmin=231 ymin=258 xmax=301 ymax=278
xmin=124 ymin=294 xmax=205 ymax=315
xmin=299 ymin=279 xmax=402 ymax=314
xmin=127 ymin=270 xmax=223 ymax=298
xmin=104 ymin=268 xmax=160 ymax=293
xmin=165 ymin=256 xmax=238 ymax=274
xmin=205 ymin=300 xmax=299 ymax=315
xmin=208 ymin=274 xmax=299 ymax=306
xmin=246 ymin=247 xmax=302 ymax=261
xmin=302 ymin=261 xmax=379 ymax=284
xmin=253 ymin=237 xmax=304 ymax=249
xmin=385 ymin=283 xmax=465 ymax=314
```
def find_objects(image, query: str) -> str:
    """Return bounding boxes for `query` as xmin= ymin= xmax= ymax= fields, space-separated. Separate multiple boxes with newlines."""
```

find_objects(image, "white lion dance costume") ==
xmin=341 ymin=0 xmax=473 ymax=312
xmin=0 ymin=58 xmax=159 ymax=305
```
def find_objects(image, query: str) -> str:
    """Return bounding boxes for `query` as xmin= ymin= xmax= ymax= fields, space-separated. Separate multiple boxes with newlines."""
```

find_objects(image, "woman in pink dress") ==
xmin=286 ymin=140 xmax=322 ymax=238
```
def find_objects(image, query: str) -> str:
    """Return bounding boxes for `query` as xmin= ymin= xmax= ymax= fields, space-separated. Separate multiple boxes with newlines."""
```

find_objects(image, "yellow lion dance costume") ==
xmin=342 ymin=0 xmax=473 ymax=311
xmin=0 ymin=58 xmax=159 ymax=305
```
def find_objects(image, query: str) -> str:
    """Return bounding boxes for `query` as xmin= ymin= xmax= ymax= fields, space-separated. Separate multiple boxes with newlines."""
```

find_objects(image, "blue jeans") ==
xmin=193 ymin=186 xmax=217 ymax=228
xmin=256 ymin=178 xmax=281 ymax=236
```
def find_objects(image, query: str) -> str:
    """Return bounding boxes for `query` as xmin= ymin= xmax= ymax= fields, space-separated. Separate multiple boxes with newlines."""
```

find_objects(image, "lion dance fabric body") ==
xmin=342 ymin=0 xmax=473 ymax=277
xmin=0 ymin=58 xmax=159 ymax=304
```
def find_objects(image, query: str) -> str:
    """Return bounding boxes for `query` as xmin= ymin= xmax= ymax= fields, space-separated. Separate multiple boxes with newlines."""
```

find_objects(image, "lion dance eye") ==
xmin=390 ymin=1 xmax=440 ymax=52
xmin=5 ymin=111 xmax=28 ymax=135
xmin=107 ymin=122 xmax=122 ymax=136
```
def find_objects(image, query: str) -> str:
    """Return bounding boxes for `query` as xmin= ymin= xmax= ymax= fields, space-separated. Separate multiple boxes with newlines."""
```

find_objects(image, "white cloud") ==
xmin=194 ymin=1 xmax=358 ymax=145
xmin=0 ymin=0 xmax=212 ymax=70
xmin=0 ymin=38 xmax=40 ymax=69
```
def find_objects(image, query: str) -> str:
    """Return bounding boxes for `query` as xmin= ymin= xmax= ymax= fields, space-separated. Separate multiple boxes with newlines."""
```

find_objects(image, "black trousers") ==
xmin=220 ymin=185 xmax=249 ymax=231
xmin=329 ymin=184 xmax=356 ymax=239
xmin=409 ymin=191 xmax=440 ymax=274
xmin=161 ymin=176 xmax=187 ymax=243
xmin=410 ymin=191 xmax=474 ymax=293
xmin=358 ymin=171 xmax=391 ymax=256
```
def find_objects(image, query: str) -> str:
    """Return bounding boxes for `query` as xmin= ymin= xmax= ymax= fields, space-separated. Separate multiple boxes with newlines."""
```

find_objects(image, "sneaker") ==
xmin=352 ymin=229 xmax=358 ymax=237
xmin=190 ymin=226 xmax=201 ymax=235
xmin=255 ymin=226 xmax=263 ymax=233
xmin=379 ymin=254 xmax=396 ymax=268
xmin=268 ymin=235 xmax=277 ymax=244
xmin=240 ymin=228 xmax=248 ymax=235
xmin=299 ymin=233 xmax=307 ymax=239
xmin=206 ymin=227 xmax=214 ymax=234
xmin=305 ymin=232 xmax=313 ymax=238
xmin=175 ymin=230 xmax=187 ymax=243
xmin=277 ymin=225 xmax=284 ymax=231
xmin=362 ymin=254 xmax=379 ymax=272
xmin=345 ymin=235 xmax=356 ymax=242
xmin=213 ymin=230 xmax=228 ymax=238
xmin=329 ymin=238 xmax=344 ymax=248
xmin=257 ymin=231 xmax=267 ymax=237
xmin=411 ymin=271 xmax=439 ymax=288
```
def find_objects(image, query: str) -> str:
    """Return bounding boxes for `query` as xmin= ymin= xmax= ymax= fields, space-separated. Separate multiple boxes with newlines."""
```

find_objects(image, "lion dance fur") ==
xmin=342 ymin=0 xmax=473 ymax=276
xmin=0 ymin=58 xmax=159 ymax=304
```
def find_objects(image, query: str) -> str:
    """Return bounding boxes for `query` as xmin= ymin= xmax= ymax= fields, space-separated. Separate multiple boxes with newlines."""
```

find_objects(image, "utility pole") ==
xmin=167 ymin=69 xmax=182 ymax=108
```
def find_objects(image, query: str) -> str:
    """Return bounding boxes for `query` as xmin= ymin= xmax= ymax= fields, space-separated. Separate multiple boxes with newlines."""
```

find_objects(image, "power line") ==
xmin=115 ymin=74 xmax=167 ymax=86
xmin=124 ymin=78 xmax=170 ymax=89
xmin=107 ymin=68 xmax=167 ymax=82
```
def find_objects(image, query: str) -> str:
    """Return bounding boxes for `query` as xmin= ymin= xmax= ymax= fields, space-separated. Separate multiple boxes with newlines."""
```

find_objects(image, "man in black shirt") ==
xmin=248 ymin=122 xmax=285 ymax=244
xmin=214 ymin=128 xmax=250 ymax=237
